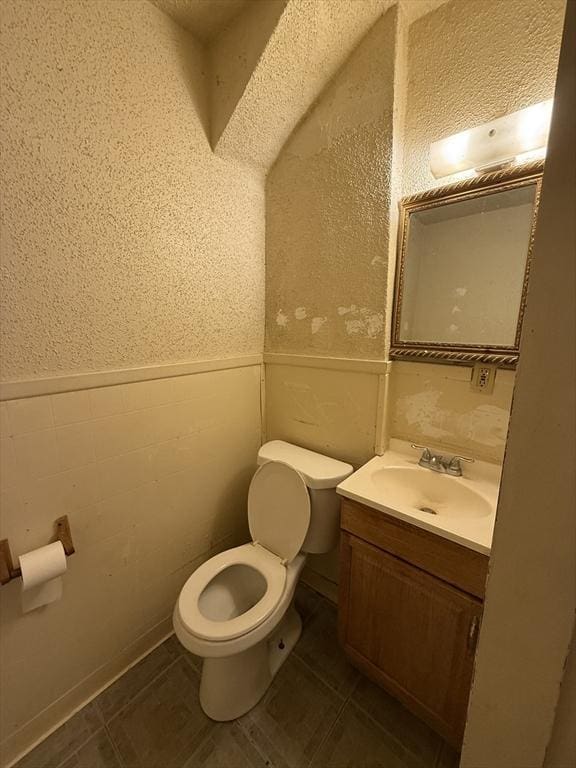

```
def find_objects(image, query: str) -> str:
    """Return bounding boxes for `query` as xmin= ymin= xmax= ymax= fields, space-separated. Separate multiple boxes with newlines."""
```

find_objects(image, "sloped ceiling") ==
xmin=150 ymin=0 xmax=452 ymax=171
xmin=150 ymin=0 xmax=250 ymax=42
xmin=212 ymin=0 xmax=395 ymax=170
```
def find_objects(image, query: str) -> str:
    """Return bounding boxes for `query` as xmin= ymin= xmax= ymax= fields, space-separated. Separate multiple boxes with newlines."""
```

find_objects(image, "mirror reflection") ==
xmin=399 ymin=184 xmax=536 ymax=347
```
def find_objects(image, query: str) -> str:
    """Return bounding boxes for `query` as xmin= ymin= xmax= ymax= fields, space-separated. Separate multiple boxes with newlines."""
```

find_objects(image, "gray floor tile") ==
xmin=59 ymin=729 xmax=122 ymax=768
xmin=164 ymin=632 xmax=202 ymax=672
xmin=178 ymin=647 xmax=203 ymax=674
xmin=162 ymin=634 xmax=185 ymax=658
xmin=310 ymin=702 xmax=422 ymax=768
xmin=14 ymin=703 xmax=103 ymax=768
xmin=351 ymin=676 xmax=442 ymax=767
xmin=294 ymin=583 xmax=323 ymax=627
xmin=15 ymin=618 xmax=457 ymax=768
xmin=238 ymin=655 xmax=343 ymax=768
xmin=95 ymin=638 xmax=180 ymax=721
xmin=183 ymin=723 xmax=269 ymax=768
xmin=107 ymin=658 xmax=214 ymax=768
xmin=294 ymin=601 xmax=358 ymax=698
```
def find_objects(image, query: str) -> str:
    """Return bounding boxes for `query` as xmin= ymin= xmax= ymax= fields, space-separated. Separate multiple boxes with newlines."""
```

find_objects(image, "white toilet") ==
xmin=173 ymin=440 xmax=352 ymax=721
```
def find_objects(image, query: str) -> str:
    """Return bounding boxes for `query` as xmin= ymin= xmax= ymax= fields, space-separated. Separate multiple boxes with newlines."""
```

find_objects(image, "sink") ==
xmin=371 ymin=467 xmax=492 ymax=519
xmin=336 ymin=439 xmax=502 ymax=554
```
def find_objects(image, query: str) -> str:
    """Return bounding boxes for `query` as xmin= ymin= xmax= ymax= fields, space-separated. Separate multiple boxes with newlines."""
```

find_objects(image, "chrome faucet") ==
xmin=410 ymin=444 xmax=474 ymax=477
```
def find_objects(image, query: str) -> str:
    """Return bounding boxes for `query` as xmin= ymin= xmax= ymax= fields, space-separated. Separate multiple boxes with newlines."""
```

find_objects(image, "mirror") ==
xmin=391 ymin=161 xmax=543 ymax=367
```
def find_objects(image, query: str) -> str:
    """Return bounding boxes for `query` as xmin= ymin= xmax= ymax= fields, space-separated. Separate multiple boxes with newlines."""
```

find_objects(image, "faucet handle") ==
xmin=410 ymin=443 xmax=432 ymax=460
xmin=450 ymin=454 xmax=474 ymax=464
xmin=446 ymin=454 xmax=475 ymax=476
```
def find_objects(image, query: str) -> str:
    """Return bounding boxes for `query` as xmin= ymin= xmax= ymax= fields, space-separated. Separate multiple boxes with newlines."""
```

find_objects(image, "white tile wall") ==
xmin=0 ymin=365 xmax=261 ymax=742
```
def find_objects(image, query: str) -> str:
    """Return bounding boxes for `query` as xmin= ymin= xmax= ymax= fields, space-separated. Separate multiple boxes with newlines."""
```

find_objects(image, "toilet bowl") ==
xmin=173 ymin=441 xmax=353 ymax=721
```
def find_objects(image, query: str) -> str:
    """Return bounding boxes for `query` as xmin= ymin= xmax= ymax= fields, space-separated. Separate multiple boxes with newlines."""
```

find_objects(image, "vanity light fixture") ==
xmin=430 ymin=99 xmax=553 ymax=179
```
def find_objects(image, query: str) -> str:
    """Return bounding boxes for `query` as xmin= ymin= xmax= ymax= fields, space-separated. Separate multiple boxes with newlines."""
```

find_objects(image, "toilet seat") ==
xmin=177 ymin=461 xmax=311 ymax=644
xmin=177 ymin=544 xmax=287 ymax=642
xmin=248 ymin=461 xmax=311 ymax=562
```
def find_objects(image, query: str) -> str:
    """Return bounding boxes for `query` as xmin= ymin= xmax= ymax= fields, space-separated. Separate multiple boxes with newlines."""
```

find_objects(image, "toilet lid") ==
xmin=248 ymin=461 xmax=311 ymax=563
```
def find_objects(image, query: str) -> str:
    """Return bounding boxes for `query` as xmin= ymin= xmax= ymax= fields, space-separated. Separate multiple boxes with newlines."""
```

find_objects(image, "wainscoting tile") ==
xmin=107 ymin=659 xmax=213 ymax=768
xmin=7 ymin=397 xmax=53 ymax=435
xmin=51 ymin=391 xmax=92 ymax=427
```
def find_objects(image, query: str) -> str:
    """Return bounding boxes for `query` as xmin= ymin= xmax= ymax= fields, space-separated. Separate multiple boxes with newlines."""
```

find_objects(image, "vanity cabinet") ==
xmin=338 ymin=499 xmax=489 ymax=748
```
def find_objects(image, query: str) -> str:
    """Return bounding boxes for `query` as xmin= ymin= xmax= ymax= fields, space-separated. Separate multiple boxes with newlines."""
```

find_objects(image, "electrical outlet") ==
xmin=471 ymin=363 xmax=496 ymax=393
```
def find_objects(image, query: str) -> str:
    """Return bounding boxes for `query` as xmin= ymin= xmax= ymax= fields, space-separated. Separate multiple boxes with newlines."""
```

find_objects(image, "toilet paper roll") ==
xmin=19 ymin=541 xmax=67 ymax=613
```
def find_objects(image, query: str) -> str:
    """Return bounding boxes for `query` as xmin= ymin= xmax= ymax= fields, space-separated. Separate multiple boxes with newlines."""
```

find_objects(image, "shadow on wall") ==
xmin=172 ymin=21 xmax=211 ymax=145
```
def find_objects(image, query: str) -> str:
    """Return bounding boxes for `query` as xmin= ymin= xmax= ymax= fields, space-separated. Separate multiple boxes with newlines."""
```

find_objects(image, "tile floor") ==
xmin=14 ymin=584 xmax=460 ymax=768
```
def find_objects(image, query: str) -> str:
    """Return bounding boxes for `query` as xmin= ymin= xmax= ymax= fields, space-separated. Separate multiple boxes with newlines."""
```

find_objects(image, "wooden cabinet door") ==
xmin=339 ymin=532 xmax=482 ymax=747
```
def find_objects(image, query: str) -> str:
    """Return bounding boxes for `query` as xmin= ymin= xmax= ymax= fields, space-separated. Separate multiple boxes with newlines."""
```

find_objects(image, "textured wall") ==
xmin=385 ymin=0 xmax=565 ymax=457
xmin=403 ymin=0 xmax=565 ymax=196
xmin=0 ymin=0 xmax=264 ymax=382
xmin=0 ymin=1 xmax=265 ymax=760
xmin=210 ymin=0 xmax=286 ymax=146
xmin=150 ymin=0 xmax=249 ymax=41
xmin=266 ymin=8 xmax=398 ymax=358
xmin=214 ymin=0 xmax=394 ymax=170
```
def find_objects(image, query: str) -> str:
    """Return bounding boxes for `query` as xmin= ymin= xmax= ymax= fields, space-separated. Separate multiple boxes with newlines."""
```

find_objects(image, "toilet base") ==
xmin=199 ymin=604 xmax=302 ymax=721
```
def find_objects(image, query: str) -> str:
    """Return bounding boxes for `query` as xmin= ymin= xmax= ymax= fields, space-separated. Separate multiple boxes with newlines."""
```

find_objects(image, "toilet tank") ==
xmin=257 ymin=441 xmax=353 ymax=554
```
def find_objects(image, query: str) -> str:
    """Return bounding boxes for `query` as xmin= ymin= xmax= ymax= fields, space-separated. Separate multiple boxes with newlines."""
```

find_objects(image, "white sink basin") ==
xmin=371 ymin=467 xmax=492 ymax=520
xmin=337 ymin=440 xmax=501 ymax=554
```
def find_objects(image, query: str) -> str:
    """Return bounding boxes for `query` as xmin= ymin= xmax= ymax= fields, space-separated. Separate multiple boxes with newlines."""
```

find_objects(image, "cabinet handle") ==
xmin=467 ymin=616 xmax=480 ymax=654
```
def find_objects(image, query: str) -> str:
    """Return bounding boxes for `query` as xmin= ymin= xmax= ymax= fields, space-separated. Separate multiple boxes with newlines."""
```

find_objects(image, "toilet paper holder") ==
xmin=0 ymin=515 xmax=75 ymax=586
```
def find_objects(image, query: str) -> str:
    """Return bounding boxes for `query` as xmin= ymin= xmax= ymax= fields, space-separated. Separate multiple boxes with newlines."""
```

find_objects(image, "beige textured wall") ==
xmin=386 ymin=0 xmax=565 ymax=458
xmin=403 ymin=0 xmax=565 ymax=196
xmin=210 ymin=0 xmax=286 ymax=146
xmin=0 ymin=0 xmax=264 ymax=382
xmin=213 ymin=0 xmax=394 ymax=170
xmin=0 ymin=366 xmax=261 ymax=759
xmin=264 ymin=0 xmax=565 ymax=471
xmin=0 ymin=1 xmax=264 ymax=761
xmin=265 ymin=7 xmax=398 ymax=359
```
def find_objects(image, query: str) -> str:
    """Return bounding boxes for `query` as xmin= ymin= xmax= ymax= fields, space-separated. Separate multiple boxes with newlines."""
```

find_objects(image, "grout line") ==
xmin=100 ymin=653 xmax=184 ymax=726
xmin=291 ymin=645 xmax=356 ymax=703
xmin=306 ymin=687 xmax=349 ymax=767
xmin=32 ymin=714 xmax=106 ymax=768
xmin=344 ymin=696 xmax=444 ymax=768
xmin=103 ymin=723 xmax=127 ymax=768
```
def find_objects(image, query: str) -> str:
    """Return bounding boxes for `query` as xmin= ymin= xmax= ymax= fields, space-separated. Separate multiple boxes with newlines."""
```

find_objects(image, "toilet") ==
xmin=173 ymin=440 xmax=353 ymax=721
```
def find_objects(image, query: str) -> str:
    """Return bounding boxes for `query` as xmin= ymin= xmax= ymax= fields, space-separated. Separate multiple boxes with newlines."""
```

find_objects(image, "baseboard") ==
xmin=1 ymin=618 xmax=173 ymax=768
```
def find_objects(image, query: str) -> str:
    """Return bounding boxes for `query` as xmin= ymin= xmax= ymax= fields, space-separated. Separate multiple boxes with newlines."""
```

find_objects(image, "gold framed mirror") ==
xmin=390 ymin=160 xmax=544 ymax=367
